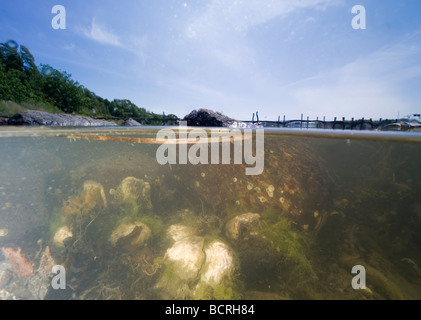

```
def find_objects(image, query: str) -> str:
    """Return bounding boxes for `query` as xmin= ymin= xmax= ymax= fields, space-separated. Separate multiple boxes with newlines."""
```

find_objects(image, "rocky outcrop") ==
xmin=0 ymin=118 xmax=8 ymax=126
xmin=122 ymin=118 xmax=142 ymax=126
xmin=183 ymin=108 xmax=236 ymax=127
xmin=7 ymin=110 xmax=117 ymax=127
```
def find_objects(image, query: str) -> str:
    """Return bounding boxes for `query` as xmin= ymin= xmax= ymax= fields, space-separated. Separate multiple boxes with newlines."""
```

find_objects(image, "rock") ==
xmin=0 ymin=289 xmax=17 ymax=300
xmin=1 ymin=246 xmax=56 ymax=300
xmin=53 ymin=226 xmax=73 ymax=247
xmin=122 ymin=118 xmax=142 ymax=126
xmin=109 ymin=222 xmax=151 ymax=247
xmin=0 ymin=118 xmax=8 ymax=126
xmin=225 ymin=213 xmax=261 ymax=240
xmin=7 ymin=110 xmax=117 ymax=127
xmin=183 ymin=108 xmax=236 ymax=127
xmin=1 ymin=248 xmax=34 ymax=278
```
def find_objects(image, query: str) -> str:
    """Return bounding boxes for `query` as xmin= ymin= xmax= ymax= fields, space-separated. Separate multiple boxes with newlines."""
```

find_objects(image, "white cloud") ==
xmin=304 ymin=17 xmax=316 ymax=24
xmin=186 ymin=0 xmax=342 ymax=37
xmin=62 ymin=43 xmax=76 ymax=51
xmin=179 ymin=0 xmax=343 ymax=79
xmin=286 ymin=43 xmax=421 ymax=119
xmin=77 ymin=18 xmax=148 ymax=67
xmin=80 ymin=18 xmax=123 ymax=47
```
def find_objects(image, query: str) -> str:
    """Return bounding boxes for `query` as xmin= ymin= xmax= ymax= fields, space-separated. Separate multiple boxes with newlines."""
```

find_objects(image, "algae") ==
xmin=260 ymin=216 xmax=316 ymax=282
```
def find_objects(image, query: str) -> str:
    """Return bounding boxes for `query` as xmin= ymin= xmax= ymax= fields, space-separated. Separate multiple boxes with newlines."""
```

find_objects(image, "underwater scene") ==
xmin=0 ymin=127 xmax=420 ymax=300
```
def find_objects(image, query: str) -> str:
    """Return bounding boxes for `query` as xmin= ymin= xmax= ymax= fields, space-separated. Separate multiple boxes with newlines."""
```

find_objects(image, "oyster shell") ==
xmin=62 ymin=180 xmax=107 ymax=216
xmin=200 ymin=240 xmax=235 ymax=286
xmin=53 ymin=226 xmax=73 ymax=247
xmin=225 ymin=213 xmax=261 ymax=240
xmin=109 ymin=177 xmax=152 ymax=210
xmin=109 ymin=222 xmax=151 ymax=247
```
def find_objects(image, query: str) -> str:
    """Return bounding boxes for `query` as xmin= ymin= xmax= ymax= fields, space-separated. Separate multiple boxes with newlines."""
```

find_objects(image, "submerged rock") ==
xmin=0 ymin=246 xmax=56 ymax=300
xmin=1 ymin=248 xmax=34 ymax=278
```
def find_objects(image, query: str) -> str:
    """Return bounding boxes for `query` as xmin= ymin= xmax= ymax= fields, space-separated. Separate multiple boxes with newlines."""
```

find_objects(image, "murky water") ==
xmin=0 ymin=127 xmax=420 ymax=300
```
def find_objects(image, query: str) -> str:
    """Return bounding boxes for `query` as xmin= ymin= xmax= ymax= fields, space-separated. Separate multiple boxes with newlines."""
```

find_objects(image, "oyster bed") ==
xmin=0 ymin=131 xmax=420 ymax=299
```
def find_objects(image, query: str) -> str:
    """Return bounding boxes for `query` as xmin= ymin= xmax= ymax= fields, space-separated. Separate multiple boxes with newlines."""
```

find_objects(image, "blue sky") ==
xmin=1 ymin=0 xmax=420 ymax=120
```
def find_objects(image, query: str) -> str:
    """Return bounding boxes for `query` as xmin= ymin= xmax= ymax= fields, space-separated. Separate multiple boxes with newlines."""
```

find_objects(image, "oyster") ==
xmin=199 ymin=240 xmax=235 ymax=286
xmin=109 ymin=177 xmax=152 ymax=211
xmin=169 ymin=135 xmax=334 ymax=230
xmin=62 ymin=180 xmax=107 ymax=216
xmin=225 ymin=213 xmax=261 ymax=240
xmin=53 ymin=226 xmax=73 ymax=248
xmin=166 ymin=224 xmax=195 ymax=243
xmin=165 ymin=236 xmax=205 ymax=280
xmin=156 ymin=225 xmax=240 ymax=299
xmin=109 ymin=222 xmax=151 ymax=248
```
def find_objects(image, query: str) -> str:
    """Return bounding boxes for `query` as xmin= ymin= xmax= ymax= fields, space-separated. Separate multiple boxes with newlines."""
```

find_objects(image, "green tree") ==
xmin=40 ymin=64 xmax=88 ymax=113
xmin=0 ymin=40 xmax=24 ymax=72
xmin=0 ymin=39 xmax=176 ymax=122
xmin=0 ymin=68 xmax=32 ymax=101
xmin=20 ymin=45 xmax=37 ymax=72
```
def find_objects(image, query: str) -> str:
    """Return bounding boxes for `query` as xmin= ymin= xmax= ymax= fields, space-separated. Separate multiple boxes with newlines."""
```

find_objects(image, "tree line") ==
xmin=0 ymin=39 xmax=177 ymax=122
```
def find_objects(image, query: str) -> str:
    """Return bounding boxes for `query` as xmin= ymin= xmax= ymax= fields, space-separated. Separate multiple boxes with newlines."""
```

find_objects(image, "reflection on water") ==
xmin=0 ymin=127 xmax=420 ymax=300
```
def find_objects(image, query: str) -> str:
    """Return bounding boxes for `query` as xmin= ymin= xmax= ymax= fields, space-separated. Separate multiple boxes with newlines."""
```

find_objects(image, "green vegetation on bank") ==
xmin=0 ymin=39 xmax=178 ymax=123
